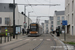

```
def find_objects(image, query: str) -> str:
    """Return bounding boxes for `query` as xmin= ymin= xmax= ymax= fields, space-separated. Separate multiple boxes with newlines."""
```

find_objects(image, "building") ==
xmin=49 ymin=16 xmax=54 ymax=32
xmin=0 ymin=3 xmax=32 ymax=33
xmin=65 ymin=0 xmax=75 ymax=35
xmin=41 ymin=23 xmax=44 ymax=33
xmin=44 ymin=20 xmax=50 ymax=34
xmin=53 ymin=11 xmax=65 ymax=31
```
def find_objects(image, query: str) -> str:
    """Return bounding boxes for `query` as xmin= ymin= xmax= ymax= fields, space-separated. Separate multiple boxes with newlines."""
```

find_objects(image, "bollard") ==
xmin=4 ymin=35 xmax=6 ymax=43
xmin=0 ymin=35 xmax=2 ymax=44
xmin=16 ymin=34 xmax=18 ymax=39
xmin=7 ymin=36 xmax=9 ymax=42
xmin=7 ymin=33 xmax=10 ymax=42
xmin=10 ymin=35 xmax=11 ymax=41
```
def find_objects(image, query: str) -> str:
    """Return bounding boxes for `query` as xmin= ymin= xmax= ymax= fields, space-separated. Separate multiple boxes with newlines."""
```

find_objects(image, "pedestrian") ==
xmin=62 ymin=30 xmax=65 ymax=34
xmin=53 ymin=31 xmax=55 ymax=34
xmin=22 ymin=28 xmax=24 ymax=35
xmin=56 ymin=29 xmax=60 ymax=37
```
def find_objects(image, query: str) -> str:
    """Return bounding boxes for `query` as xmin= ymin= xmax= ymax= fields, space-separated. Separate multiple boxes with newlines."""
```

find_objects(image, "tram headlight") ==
xmin=30 ymin=32 xmax=31 ymax=33
xmin=36 ymin=32 xmax=38 ymax=33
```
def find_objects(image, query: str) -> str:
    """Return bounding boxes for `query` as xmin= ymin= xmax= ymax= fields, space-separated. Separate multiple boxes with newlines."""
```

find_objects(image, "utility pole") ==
xmin=24 ymin=6 xmax=26 ymax=29
xmin=13 ymin=0 xmax=15 ymax=39
xmin=28 ymin=11 xmax=33 ymax=29
xmin=28 ymin=12 xmax=29 ymax=29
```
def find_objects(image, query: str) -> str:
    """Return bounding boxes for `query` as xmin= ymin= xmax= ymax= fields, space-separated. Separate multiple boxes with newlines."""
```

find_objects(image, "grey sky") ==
xmin=0 ymin=0 xmax=65 ymax=23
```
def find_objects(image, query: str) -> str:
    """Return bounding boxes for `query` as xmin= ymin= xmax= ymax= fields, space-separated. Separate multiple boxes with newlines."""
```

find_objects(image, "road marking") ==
xmin=61 ymin=39 xmax=64 ymax=41
xmin=54 ymin=39 xmax=57 ymax=40
xmin=19 ymin=39 xmax=22 ymax=40
xmin=33 ymin=39 xmax=37 ymax=41
xmin=46 ymin=39 xmax=51 ymax=41
xmin=25 ymin=39 xmax=30 ymax=41
xmin=40 ymin=39 xmax=43 ymax=41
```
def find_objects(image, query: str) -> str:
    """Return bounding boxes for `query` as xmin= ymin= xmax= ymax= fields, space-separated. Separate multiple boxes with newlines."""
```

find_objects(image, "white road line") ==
xmin=46 ymin=39 xmax=51 ymax=41
xmin=19 ymin=39 xmax=22 ymax=40
xmin=25 ymin=39 xmax=30 ymax=41
xmin=33 ymin=39 xmax=37 ymax=41
xmin=40 ymin=39 xmax=43 ymax=41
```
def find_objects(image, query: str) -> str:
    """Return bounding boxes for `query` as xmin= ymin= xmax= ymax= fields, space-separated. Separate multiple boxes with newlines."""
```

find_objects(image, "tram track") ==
xmin=49 ymin=34 xmax=57 ymax=50
xmin=10 ymin=36 xmax=38 ymax=50
xmin=33 ymin=35 xmax=45 ymax=50
xmin=0 ymin=35 xmax=36 ymax=48
xmin=33 ymin=34 xmax=57 ymax=50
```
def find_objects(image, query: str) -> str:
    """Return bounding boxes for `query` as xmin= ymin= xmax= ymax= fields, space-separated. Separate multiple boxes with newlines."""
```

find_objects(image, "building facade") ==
xmin=53 ymin=11 xmax=65 ymax=31
xmin=44 ymin=20 xmax=50 ymax=33
xmin=41 ymin=23 xmax=44 ymax=33
xmin=49 ymin=16 xmax=54 ymax=32
xmin=0 ymin=3 xmax=32 ymax=33
xmin=65 ymin=0 xmax=75 ymax=35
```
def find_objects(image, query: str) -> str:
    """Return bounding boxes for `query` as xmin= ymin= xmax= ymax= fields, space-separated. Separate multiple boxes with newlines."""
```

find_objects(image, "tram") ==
xmin=28 ymin=23 xmax=43 ymax=37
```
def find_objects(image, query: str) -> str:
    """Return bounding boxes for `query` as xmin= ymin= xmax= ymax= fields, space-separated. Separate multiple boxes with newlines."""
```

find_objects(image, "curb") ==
xmin=51 ymin=33 xmax=68 ymax=50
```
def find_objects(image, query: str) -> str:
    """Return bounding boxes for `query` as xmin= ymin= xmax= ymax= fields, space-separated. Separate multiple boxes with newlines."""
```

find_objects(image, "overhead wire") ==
xmin=34 ymin=0 xmax=43 ymax=4
xmin=48 ymin=0 xmax=51 ymax=16
xmin=26 ymin=0 xmax=37 ymax=16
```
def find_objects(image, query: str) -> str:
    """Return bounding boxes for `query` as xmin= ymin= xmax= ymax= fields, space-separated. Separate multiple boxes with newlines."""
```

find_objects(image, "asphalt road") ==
xmin=0 ymin=34 xmax=65 ymax=50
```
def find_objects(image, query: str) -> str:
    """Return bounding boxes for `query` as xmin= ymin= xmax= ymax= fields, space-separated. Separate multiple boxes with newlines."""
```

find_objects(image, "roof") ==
xmin=49 ymin=16 xmax=54 ymax=20
xmin=0 ymin=3 xmax=16 ymax=12
xmin=41 ymin=23 xmax=44 ymax=25
xmin=55 ymin=11 xmax=65 ymax=15
xmin=45 ymin=20 xmax=49 ymax=23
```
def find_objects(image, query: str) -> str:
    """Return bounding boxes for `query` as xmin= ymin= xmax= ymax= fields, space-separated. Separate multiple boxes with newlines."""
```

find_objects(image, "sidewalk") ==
xmin=0 ymin=34 xmax=26 ymax=44
xmin=51 ymin=33 xmax=75 ymax=50
xmin=56 ymin=33 xmax=75 ymax=42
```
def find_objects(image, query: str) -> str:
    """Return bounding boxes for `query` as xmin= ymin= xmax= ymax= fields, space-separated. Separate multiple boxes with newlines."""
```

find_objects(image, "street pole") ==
xmin=28 ymin=11 xmax=33 ymax=29
xmin=24 ymin=6 xmax=26 ymax=29
xmin=24 ymin=6 xmax=26 ymax=14
xmin=13 ymin=0 xmax=15 ymax=39
xmin=28 ymin=12 xmax=29 ymax=29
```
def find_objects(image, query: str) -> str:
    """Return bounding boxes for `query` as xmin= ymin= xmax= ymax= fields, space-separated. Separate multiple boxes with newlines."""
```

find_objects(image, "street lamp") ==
xmin=28 ymin=11 xmax=33 ymax=29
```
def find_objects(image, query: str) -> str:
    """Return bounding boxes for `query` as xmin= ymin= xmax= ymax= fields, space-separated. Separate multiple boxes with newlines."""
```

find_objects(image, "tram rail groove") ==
xmin=0 ymin=35 xmax=36 ymax=48
xmin=49 ymin=34 xmax=57 ymax=50
xmin=50 ymin=33 xmax=68 ymax=50
xmin=10 ymin=37 xmax=37 ymax=50
xmin=33 ymin=34 xmax=45 ymax=50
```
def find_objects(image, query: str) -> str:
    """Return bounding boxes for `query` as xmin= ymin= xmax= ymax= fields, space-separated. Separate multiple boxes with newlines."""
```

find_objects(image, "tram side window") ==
xmin=0 ymin=27 xmax=1 ymax=33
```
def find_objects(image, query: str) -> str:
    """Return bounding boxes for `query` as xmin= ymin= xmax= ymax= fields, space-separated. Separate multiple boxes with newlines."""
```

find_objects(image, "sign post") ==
xmin=62 ymin=20 xmax=67 ymax=41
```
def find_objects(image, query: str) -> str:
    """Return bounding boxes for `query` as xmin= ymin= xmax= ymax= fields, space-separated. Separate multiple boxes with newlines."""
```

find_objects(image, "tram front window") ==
xmin=30 ymin=28 xmax=36 ymax=31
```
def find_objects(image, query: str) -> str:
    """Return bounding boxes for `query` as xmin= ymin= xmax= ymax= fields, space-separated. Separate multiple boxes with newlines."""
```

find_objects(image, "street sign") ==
xmin=24 ymin=22 xmax=25 ymax=23
xmin=5 ymin=27 xmax=7 ymax=29
xmin=62 ymin=20 xmax=67 ymax=25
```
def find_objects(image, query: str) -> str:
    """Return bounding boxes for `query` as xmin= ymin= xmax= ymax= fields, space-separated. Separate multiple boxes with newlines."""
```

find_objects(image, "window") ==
xmin=0 ymin=18 xmax=2 ymax=24
xmin=72 ymin=0 xmax=74 ymax=11
xmin=51 ymin=21 xmax=53 ymax=24
xmin=62 ymin=16 xmax=64 ymax=20
xmin=50 ymin=17 xmax=53 ymax=20
xmin=46 ymin=24 xmax=48 ymax=27
xmin=57 ymin=17 xmax=60 ymax=20
xmin=46 ymin=27 xmax=48 ymax=29
xmin=5 ymin=18 xmax=10 ymax=24
xmin=57 ymin=21 xmax=60 ymax=25
xmin=72 ymin=14 xmax=73 ymax=24
xmin=51 ymin=25 xmax=53 ymax=27
xmin=0 ymin=27 xmax=1 ymax=30
xmin=68 ymin=4 xmax=70 ymax=13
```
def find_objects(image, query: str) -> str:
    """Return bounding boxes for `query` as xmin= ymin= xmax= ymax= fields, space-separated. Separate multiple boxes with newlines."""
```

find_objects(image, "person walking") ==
xmin=56 ymin=29 xmax=60 ymax=37
xmin=22 ymin=28 xmax=24 ymax=35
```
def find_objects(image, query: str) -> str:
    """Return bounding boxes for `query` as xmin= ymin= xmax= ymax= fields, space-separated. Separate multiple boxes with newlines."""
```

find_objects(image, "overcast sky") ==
xmin=0 ymin=0 xmax=65 ymax=23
